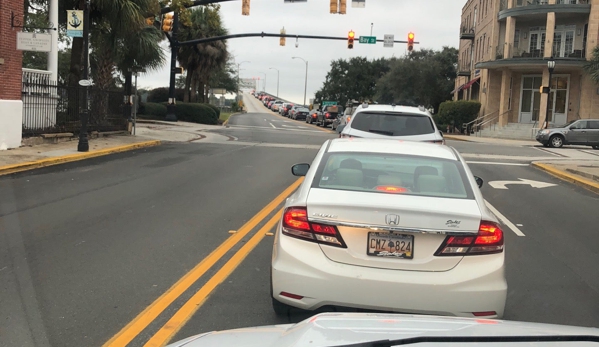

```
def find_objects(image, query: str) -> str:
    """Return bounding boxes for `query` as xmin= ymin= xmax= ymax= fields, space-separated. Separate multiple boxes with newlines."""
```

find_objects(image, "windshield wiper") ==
xmin=333 ymin=335 xmax=599 ymax=347
xmin=368 ymin=129 xmax=394 ymax=136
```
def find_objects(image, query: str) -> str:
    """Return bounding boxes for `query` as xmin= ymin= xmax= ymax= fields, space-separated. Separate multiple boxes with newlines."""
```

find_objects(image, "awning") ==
xmin=461 ymin=77 xmax=481 ymax=90
xmin=451 ymin=84 xmax=465 ymax=94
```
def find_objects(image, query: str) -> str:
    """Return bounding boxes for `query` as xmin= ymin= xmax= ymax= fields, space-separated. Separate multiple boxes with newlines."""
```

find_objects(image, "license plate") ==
xmin=367 ymin=232 xmax=414 ymax=259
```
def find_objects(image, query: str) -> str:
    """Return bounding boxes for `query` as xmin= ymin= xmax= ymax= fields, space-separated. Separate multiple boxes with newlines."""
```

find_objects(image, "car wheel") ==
xmin=543 ymin=143 xmax=549 ymax=147
xmin=549 ymin=135 xmax=564 ymax=148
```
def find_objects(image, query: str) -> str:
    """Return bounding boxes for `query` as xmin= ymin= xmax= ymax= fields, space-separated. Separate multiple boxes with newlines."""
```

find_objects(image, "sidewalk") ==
xmin=444 ymin=134 xmax=537 ymax=146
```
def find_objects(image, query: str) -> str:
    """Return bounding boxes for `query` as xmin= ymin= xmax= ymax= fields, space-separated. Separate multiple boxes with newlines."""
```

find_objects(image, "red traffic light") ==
xmin=348 ymin=30 xmax=355 ymax=39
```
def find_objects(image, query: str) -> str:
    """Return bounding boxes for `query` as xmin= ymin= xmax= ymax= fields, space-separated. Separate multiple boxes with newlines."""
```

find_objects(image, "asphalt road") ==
xmin=1 ymin=93 xmax=598 ymax=347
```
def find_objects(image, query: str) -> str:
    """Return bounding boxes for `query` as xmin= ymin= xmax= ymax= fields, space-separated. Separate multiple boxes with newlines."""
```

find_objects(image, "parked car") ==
xmin=338 ymin=104 xmax=444 ymax=144
xmin=536 ymin=119 xmax=599 ymax=149
xmin=271 ymin=101 xmax=283 ymax=112
xmin=332 ymin=107 xmax=353 ymax=131
xmin=288 ymin=105 xmax=304 ymax=119
xmin=279 ymin=103 xmax=289 ymax=115
xmin=306 ymin=109 xmax=319 ymax=124
xmin=271 ymin=138 xmax=506 ymax=318
xmin=291 ymin=107 xmax=310 ymax=120
xmin=316 ymin=105 xmax=343 ymax=127
xmin=267 ymin=100 xmax=275 ymax=109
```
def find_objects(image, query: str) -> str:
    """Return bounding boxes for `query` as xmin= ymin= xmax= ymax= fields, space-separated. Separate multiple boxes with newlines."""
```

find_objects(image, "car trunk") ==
xmin=306 ymin=188 xmax=482 ymax=272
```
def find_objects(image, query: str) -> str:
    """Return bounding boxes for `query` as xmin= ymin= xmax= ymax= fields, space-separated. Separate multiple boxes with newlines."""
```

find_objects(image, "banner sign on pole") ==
xmin=66 ymin=10 xmax=84 ymax=37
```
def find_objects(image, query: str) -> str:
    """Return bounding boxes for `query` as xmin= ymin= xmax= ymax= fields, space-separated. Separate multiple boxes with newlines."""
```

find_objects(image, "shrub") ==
xmin=435 ymin=100 xmax=481 ymax=132
xmin=166 ymin=102 xmax=218 ymax=125
xmin=205 ymin=103 xmax=220 ymax=118
xmin=138 ymin=102 xmax=167 ymax=119
xmin=147 ymin=87 xmax=185 ymax=103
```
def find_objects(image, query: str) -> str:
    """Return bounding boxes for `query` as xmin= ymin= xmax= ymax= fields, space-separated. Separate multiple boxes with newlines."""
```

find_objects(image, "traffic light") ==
xmin=339 ymin=0 xmax=347 ymax=14
xmin=280 ymin=27 xmax=286 ymax=46
xmin=407 ymin=32 xmax=415 ymax=52
xmin=161 ymin=13 xmax=174 ymax=32
xmin=242 ymin=0 xmax=250 ymax=16
xmin=330 ymin=0 xmax=338 ymax=14
xmin=348 ymin=30 xmax=355 ymax=49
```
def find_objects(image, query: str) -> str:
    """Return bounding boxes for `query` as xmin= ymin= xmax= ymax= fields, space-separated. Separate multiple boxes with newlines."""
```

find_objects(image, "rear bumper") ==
xmin=272 ymin=230 xmax=507 ymax=318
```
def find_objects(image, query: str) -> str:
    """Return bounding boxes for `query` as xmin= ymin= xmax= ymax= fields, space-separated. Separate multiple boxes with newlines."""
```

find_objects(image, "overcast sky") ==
xmin=138 ymin=0 xmax=464 ymax=104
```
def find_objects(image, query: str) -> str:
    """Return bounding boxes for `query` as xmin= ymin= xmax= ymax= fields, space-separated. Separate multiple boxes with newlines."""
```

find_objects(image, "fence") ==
xmin=22 ymin=69 xmax=128 ymax=136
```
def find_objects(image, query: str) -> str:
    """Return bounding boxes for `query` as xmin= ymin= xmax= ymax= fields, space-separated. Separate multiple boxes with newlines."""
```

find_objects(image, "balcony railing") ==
xmin=494 ymin=43 xmax=586 ymax=60
xmin=501 ymin=0 xmax=587 ymax=10
xmin=460 ymin=26 xmax=475 ymax=40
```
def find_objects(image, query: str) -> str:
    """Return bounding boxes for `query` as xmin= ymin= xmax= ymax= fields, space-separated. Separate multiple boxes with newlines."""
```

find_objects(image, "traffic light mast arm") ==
xmin=160 ymin=0 xmax=236 ymax=15
xmin=178 ymin=31 xmax=420 ymax=46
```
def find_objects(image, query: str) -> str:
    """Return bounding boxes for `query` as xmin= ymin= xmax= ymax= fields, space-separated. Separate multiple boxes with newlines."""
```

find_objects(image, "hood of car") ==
xmin=167 ymin=313 xmax=599 ymax=347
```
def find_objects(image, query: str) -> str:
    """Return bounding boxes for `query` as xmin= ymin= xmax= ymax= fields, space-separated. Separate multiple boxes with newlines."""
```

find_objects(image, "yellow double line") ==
xmin=103 ymin=178 xmax=303 ymax=347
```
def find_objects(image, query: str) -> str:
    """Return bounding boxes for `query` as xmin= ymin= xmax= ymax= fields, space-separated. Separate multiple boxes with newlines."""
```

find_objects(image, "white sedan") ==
xmin=271 ymin=138 xmax=507 ymax=319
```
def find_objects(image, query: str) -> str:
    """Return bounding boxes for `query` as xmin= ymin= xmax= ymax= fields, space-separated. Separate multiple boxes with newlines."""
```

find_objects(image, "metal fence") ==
xmin=22 ymin=69 xmax=128 ymax=136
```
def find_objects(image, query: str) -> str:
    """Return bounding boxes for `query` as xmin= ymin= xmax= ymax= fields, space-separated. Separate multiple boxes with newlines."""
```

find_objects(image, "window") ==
xmin=588 ymin=121 xmax=599 ymax=129
xmin=571 ymin=121 xmax=588 ymax=130
xmin=514 ymin=30 xmax=520 ymax=50
xmin=350 ymin=112 xmax=435 ymax=136
xmin=314 ymin=153 xmax=472 ymax=199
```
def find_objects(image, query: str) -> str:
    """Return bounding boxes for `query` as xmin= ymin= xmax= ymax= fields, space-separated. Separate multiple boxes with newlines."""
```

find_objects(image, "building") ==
xmin=0 ymin=0 xmax=24 ymax=149
xmin=455 ymin=0 xmax=599 ymax=138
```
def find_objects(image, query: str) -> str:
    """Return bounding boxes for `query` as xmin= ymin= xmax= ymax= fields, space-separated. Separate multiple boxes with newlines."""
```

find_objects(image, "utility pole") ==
xmin=165 ymin=12 xmax=179 ymax=122
xmin=237 ymin=61 xmax=250 ymax=101
xmin=48 ymin=0 xmax=58 ymax=82
xmin=269 ymin=67 xmax=279 ymax=97
xmin=292 ymin=57 xmax=308 ymax=106
xmin=77 ymin=0 xmax=91 ymax=152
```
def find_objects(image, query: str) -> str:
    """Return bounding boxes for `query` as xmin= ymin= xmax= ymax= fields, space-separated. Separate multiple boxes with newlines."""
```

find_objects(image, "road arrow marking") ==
xmin=489 ymin=178 xmax=557 ymax=190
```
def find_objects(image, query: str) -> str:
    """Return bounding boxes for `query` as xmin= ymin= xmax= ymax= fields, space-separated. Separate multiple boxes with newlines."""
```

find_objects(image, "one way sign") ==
xmin=384 ymin=34 xmax=394 ymax=48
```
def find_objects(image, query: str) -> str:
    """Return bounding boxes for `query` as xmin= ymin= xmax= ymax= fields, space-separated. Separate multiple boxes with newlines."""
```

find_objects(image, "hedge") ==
xmin=138 ymin=102 xmax=167 ymax=119
xmin=205 ymin=103 xmax=220 ymax=118
xmin=148 ymin=87 xmax=185 ymax=103
xmin=160 ymin=102 xmax=218 ymax=125
xmin=434 ymin=100 xmax=481 ymax=132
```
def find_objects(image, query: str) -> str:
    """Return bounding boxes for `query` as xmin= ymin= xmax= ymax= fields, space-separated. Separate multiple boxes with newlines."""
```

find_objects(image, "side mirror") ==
xmin=336 ymin=124 xmax=346 ymax=133
xmin=291 ymin=163 xmax=310 ymax=176
xmin=474 ymin=176 xmax=484 ymax=188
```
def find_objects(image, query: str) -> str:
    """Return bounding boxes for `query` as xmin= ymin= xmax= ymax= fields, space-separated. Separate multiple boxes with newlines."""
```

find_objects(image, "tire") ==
xmin=549 ymin=135 xmax=564 ymax=148
xmin=543 ymin=143 xmax=549 ymax=147
xmin=593 ymin=145 xmax=599 ymax=150
xmin=271 ymin=297 xmax=292 ymax=317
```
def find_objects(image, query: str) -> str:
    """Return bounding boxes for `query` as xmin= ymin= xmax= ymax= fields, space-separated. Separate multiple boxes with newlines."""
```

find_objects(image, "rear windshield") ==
xmin=298 ymin=108 xmax=309 ymax=112
xmin=351 ymin=112 xmax=435 ymax=136
xmin=313 ymin=152 xmax=472 ymax=199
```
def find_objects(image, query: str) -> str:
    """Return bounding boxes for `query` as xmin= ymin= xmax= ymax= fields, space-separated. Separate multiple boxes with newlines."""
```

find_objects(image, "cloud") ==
xmin=138 ymin=0 xmax=462 ymax=104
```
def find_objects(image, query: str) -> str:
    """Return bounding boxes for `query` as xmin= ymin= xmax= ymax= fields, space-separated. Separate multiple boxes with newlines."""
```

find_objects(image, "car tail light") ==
xmin=326 ymin=112 xmax=330 ymax=118
xmin=282 ymin=207 xmax=346 ymax=248
xmin=435 ymin=221 xmax=503 ymax=256
xmin=375 ymin=186 xmax=407 ymax=194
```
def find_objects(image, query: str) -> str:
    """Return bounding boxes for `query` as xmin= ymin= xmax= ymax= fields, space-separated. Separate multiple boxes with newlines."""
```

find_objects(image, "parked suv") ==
xmin=338 ymin=104 xmax=444 ymax=144
xmin=536 ymin=119 xmax=599 ymax=149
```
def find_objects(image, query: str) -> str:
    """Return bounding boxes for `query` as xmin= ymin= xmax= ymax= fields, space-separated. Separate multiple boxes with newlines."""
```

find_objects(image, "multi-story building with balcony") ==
xmin=454 ymin=0 xmax=599 ymax=138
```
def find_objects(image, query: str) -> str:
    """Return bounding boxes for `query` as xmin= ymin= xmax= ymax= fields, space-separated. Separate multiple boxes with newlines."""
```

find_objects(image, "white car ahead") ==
xmin=271 ymin=138 xmax=507 ymax=319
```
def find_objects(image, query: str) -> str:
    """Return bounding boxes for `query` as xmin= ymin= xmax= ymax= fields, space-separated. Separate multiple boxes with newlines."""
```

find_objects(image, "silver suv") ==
xmin=337 ymin=104 xmax=444 ymax=144
xmin=536 ymin=119 xmax=599 ymax=149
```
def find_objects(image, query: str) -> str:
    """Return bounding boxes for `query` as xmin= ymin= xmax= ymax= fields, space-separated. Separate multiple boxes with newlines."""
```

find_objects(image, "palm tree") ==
xmin=584 ymin=46 xmax=599 ymax=85
xmin=177 ymin=5 xmax=229 ymax=103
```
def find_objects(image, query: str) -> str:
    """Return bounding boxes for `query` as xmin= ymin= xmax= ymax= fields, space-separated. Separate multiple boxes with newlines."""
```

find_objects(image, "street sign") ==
xmin=383 ymin=34 xmax=394 ymax=48
xmin=359 ymin=36 xmax=376 ymax=44
xmin=322 ymin=101 xmax=337 ymax=106
xmin=352 ymin=0 xmax=365 ymax=7
xmin=488 ymin=178 xmax=557 ymax=190
xmin=16 ymin=32 xmax=51 ymax=52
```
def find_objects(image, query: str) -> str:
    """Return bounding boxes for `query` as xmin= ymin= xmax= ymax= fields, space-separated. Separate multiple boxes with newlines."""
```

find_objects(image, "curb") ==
xmin=532 ymin=162 xmax=599 ymax=194
xmin=0 ymin=140 xmax=162 ymax=176
xmin=222 ymin=112 xmax=243 ymax=127
xmin=443 ymin=134 xmax=472 ymax=142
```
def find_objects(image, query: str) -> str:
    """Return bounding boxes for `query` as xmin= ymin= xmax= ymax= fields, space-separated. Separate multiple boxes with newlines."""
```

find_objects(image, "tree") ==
xmin=177 ymin=5 xmax=229 ymax=103
xmin=375 ymin=47 xmax=458 ymax=113
xmin=314 ymin=57 xmax=391 ymax=108
xmin=584 ymin=46 xmax=599 ymax=85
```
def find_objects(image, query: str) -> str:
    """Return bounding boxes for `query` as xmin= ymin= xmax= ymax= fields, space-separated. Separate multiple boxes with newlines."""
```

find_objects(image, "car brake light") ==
xmin=326 ymin=113 xmax=330 ymax=117
xmin=375 ymin=185 xmax=407 ymax=194
xmin=282 ymin=207 xmax=346 ymax=247
xmin=434 ymin=221 xmax=503 ymax=256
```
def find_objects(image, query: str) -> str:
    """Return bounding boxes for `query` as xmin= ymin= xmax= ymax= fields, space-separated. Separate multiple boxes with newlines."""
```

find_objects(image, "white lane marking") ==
xmin=484 ymin=200 xmax=526 ymax=237
xmin=581 ymin=149 xmax=599 ymax=157
xmin=534 ymin=147 xmax=565 ymax=157
xmin=516 ymin=224 xmax=523 ymax=227
xmin=269 ymin=123 xmax=276 ymax=129
xmin=466 ymin=161 xmax=529 ymax=166
xmin=488 ymin=178 xmax=557 ymax=190
xmin=226 ymin=124 xmax=329 ymax=133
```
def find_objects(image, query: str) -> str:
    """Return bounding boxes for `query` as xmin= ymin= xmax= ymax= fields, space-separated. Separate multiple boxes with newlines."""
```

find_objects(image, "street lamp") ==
xmin=237 ymin=61 xmax=250 ymax=101
xmin=269 ymin=67 xmax=279 ymax=97
xmin=292 ymin=56 xmax=308 ymax=106
xmin=543 ymin=57 xmax=556 ymax=129
xmin=259 ymin=72 xmax=266 ymax=92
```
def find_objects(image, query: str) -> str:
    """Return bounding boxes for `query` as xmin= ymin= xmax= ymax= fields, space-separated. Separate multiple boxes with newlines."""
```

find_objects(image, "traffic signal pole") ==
xmin=165 ymin=12 xmax=179 ymax=122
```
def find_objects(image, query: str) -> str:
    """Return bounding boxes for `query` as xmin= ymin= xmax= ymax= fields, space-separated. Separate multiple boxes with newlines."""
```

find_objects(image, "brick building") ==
xmin=0 ymin=0 xmax=23 ymax=149
xmin=455 ymin=0 xmax=599 ymax=139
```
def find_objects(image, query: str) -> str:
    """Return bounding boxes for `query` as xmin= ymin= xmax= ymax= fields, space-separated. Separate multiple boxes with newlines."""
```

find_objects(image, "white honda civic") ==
xmin=271 ymin=138 xmax=507 ymax=319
